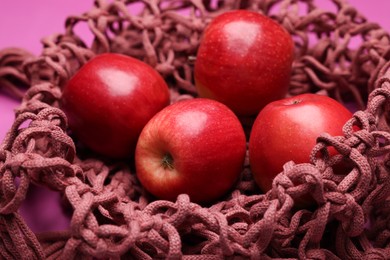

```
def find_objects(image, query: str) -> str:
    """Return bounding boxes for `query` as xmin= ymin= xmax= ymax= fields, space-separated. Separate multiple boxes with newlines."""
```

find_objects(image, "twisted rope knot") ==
xmin=134 ymin=213 xmax=182 ymax=258
xmin=305 ymin=248 xmax=338 ymax=260
xmin=8 ymin=125 xmax=75 ymax=167
xmin=290 ymin=61 xmax=312 ymax=95
xmin=105 ymin=169 xmax=138 ymax=200
xmin=363 ymin=248 xmax=388 ymax=260
xmin=31 ymin=107 xmax=68 ymax=132
xmin=0 ymin=167 xmax=29 ymax=215
xmin=3 ymin=152 xmax=35 ymax=174
xmin=316 ymin=133 xmax=353 ymax=158
xmin=273 ymin=162 xmax=326 ymax=205
xmin=331 ymin=193 xmax=365 ymax=237
xmin=16 ymin=83 xmax=62 ymax=115
xmin=155 ymin=48 xmax=176 ymax=75
xmin=85 ymin=7 xmax=111 ymax=21
xmin=140 ymin=14 xmax=163 ymax=30
xmin=155 ymin=61 xmax=176 ymax=76
xmin=54 ymin=174 xmax=141 ymax=258
xmin=63 ymin=186 xmax=129 ymax=258
xmin=0 ymin=47 xmax=34 ymax=99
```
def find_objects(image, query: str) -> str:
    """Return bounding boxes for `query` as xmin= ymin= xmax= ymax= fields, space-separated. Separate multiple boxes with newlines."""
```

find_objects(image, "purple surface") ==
xmin=0 ymin=0 xmax=389 ymax=233
xmin=0 ymin=0 xmax=95 ymax=142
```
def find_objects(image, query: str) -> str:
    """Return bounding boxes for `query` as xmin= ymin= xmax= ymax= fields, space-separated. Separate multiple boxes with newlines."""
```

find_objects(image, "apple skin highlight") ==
xmin=135 ymin=98 xmax=247 ymax=204
xmin=194 ymin=10 xmax=294 ymax=117
xmin=249 ymin=93 xmax=354 ymax=192
xmin=61 ymin=53 xmax=170 ymax=159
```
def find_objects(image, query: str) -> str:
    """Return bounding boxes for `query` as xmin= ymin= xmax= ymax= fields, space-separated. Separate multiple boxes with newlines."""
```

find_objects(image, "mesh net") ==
xmin=0 ymin=0 xmax=390 ymax=259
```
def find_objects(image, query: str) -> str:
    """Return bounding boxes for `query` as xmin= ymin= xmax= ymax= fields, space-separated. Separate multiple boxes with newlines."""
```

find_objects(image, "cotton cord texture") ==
xmin=0 ymin=0 xmax=390 ymax=259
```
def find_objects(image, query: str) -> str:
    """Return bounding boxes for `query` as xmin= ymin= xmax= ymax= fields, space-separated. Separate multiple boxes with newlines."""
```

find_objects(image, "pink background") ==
xmin=0 ymin=0 xmax=389 ymax=232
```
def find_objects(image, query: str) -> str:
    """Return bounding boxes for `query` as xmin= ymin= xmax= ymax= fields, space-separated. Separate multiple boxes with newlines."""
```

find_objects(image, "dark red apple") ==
xmin=194 ymin=10 xmax=294 ymax=116
xmin=61 ymin=53 xmax=170 ymax=158
xmin=135 ymin=98 xmax=247 ymax=204
xmin=249 ymin=93 xmax=353 ymax=192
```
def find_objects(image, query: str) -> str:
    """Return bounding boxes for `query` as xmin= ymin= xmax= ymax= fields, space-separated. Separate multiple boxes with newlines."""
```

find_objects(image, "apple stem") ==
xmin=162 ymin=153 xmax=174 ymax=170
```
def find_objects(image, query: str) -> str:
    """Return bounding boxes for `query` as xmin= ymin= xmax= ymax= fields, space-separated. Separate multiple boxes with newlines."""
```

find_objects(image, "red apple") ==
xmin=249 ymin=93 xmax=353 ymax=192
xmin=135 ymin=98 xmax=247 ymax=204
xmin=61 ymin=53 xmax=170 ymax=158
xmin=194 ymin=10 xmax=294 ymax=117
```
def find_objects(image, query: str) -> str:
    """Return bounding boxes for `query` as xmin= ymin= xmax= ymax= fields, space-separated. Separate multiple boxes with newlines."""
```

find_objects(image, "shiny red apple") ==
xmin=249 ymin=93 xmax=353 ymax=192
xmin=135 ymin=98 xmax=247 ymax=204
xmin=61 ymin=53 xmax=170 ymax=158
xmin=194 ymin=10 xmax=294 ymax=117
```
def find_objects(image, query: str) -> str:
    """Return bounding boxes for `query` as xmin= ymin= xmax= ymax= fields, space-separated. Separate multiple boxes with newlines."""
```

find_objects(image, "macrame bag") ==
xmin=1 ymin=0 xmax=390 ymax=259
